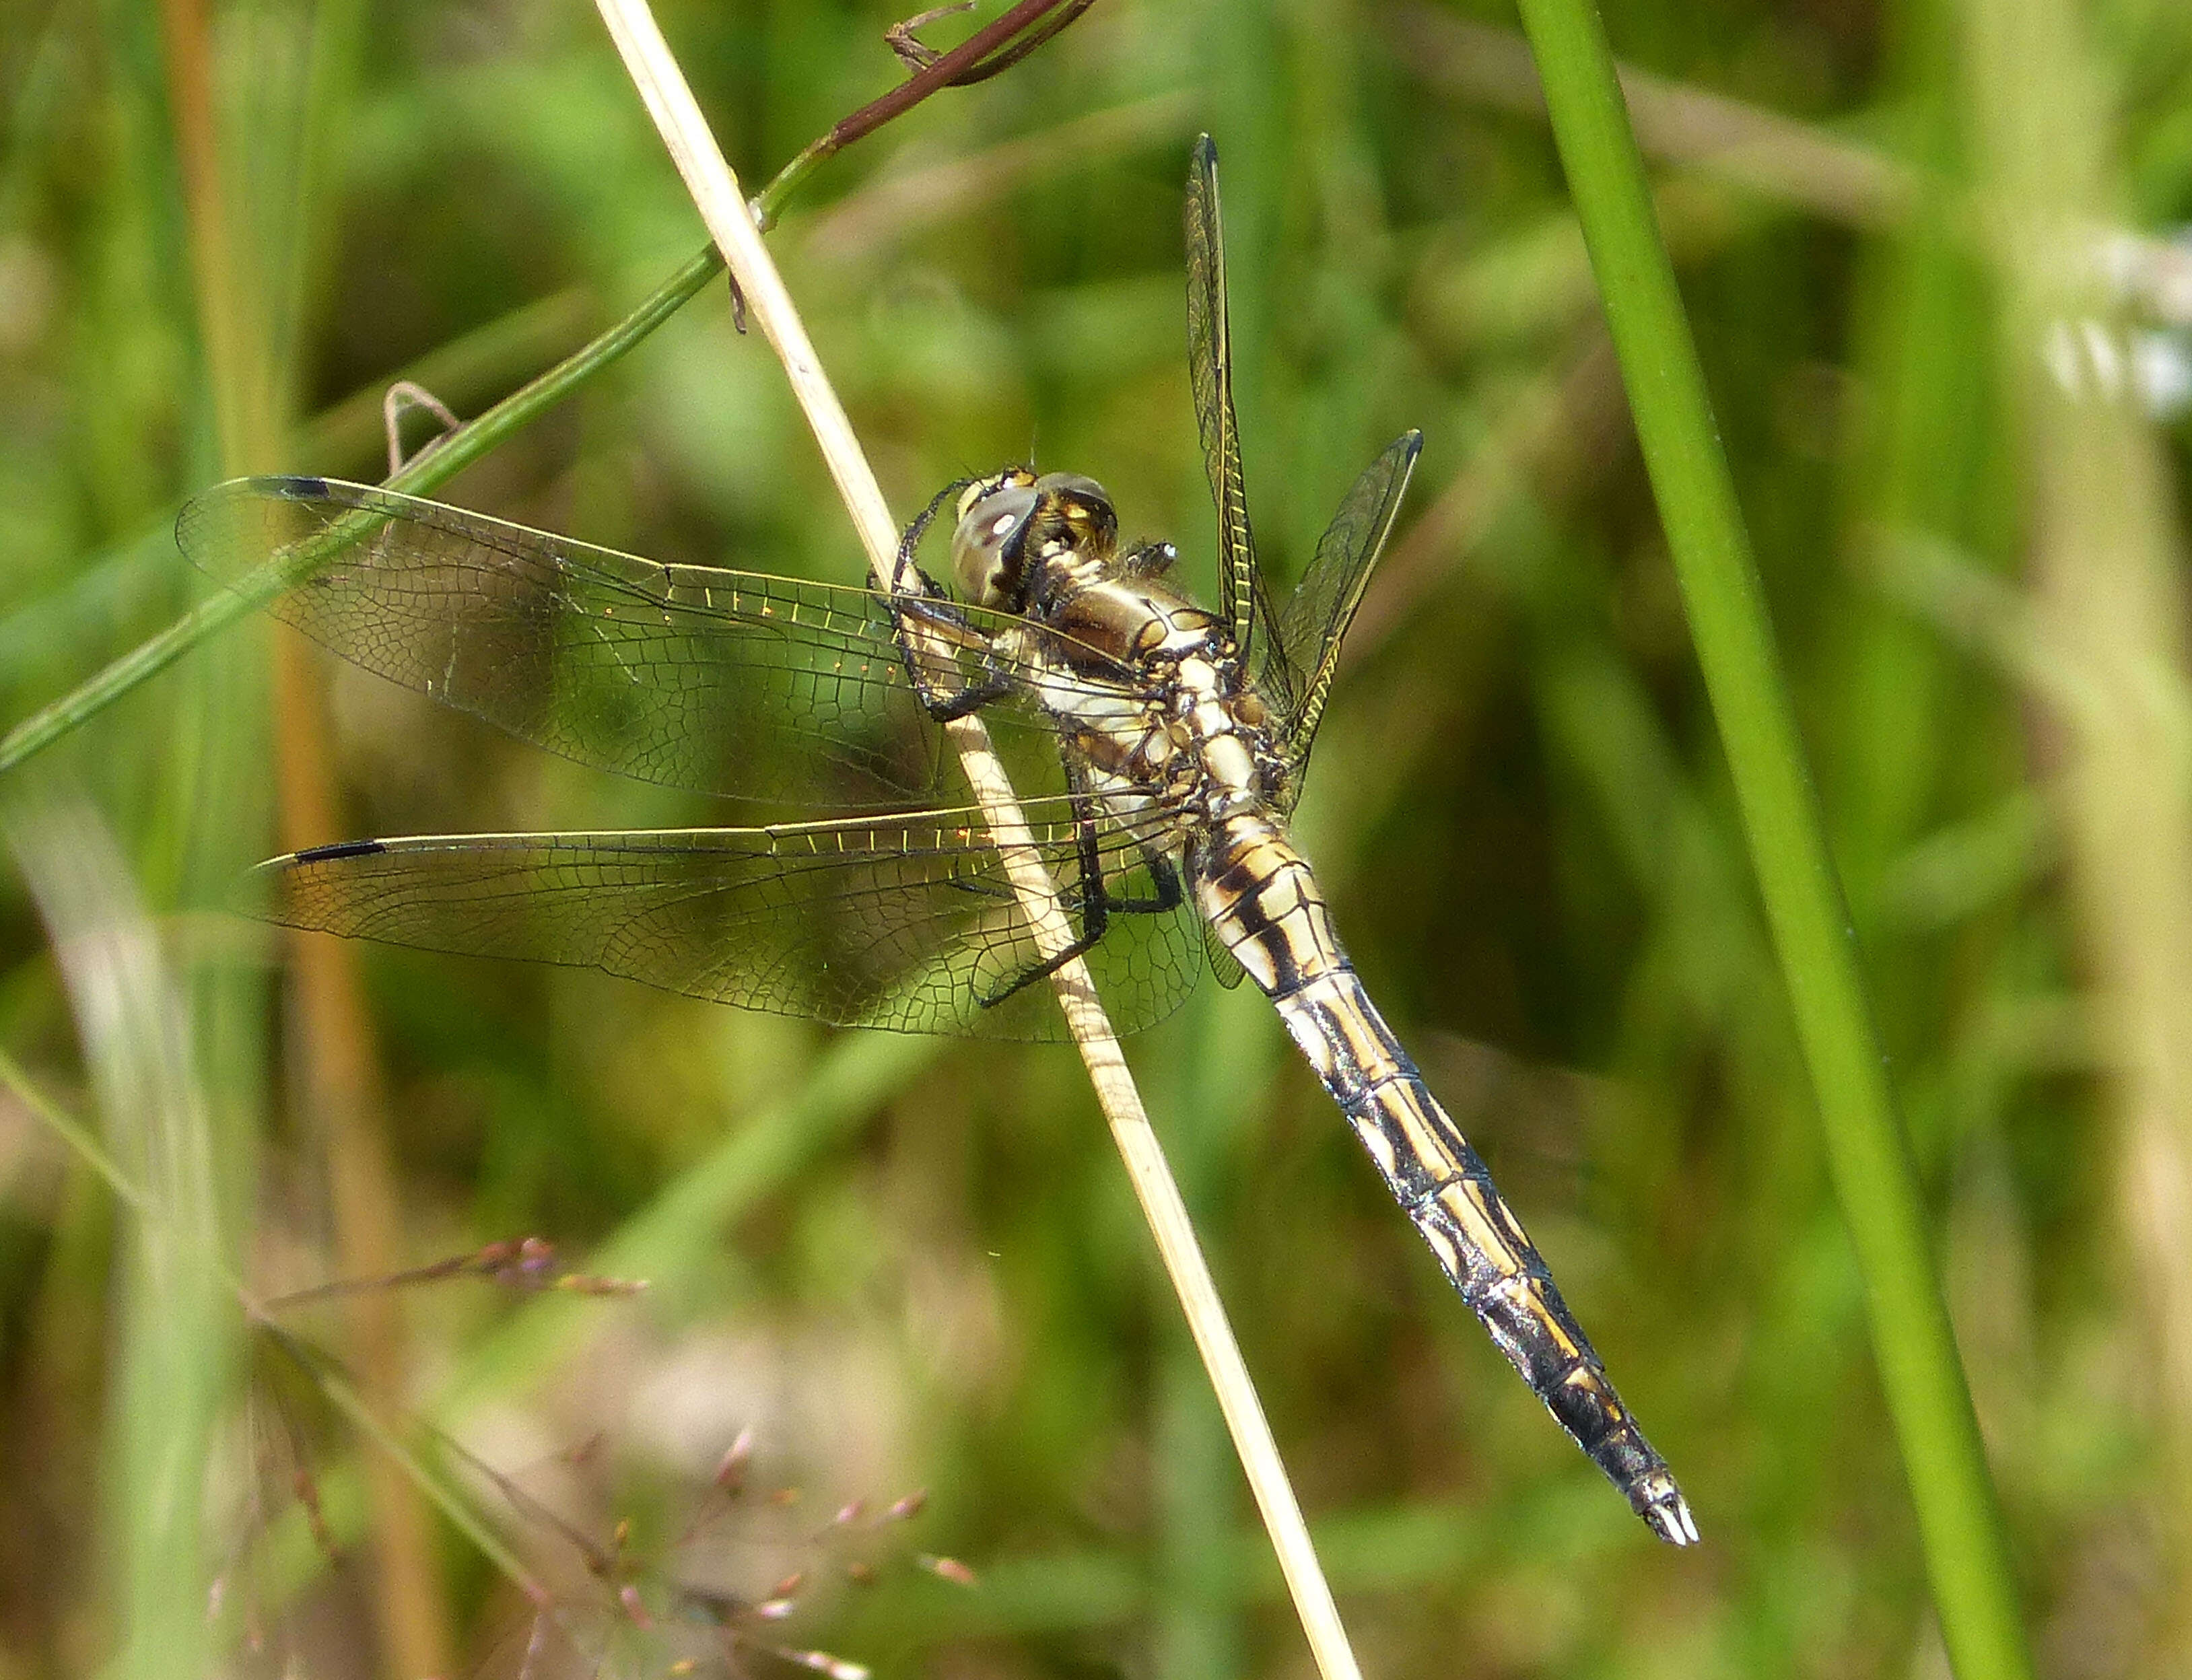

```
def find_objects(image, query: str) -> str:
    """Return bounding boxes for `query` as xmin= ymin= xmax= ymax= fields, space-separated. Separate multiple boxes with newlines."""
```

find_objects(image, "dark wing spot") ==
xmin=294 ymin=839 xmax=386 ymax=863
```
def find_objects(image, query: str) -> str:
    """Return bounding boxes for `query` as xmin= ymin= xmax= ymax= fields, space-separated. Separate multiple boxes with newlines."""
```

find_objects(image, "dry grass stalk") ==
xmin=154 ymin=0 xmax=452 ymax=1667
xmin=592 ymin=5 xmax=1365 ymax=1676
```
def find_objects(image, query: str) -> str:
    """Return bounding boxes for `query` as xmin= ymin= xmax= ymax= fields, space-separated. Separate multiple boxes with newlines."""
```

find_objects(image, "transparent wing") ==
xmin=1275 ymin=431 xmax=1422 ymax=790
xmin=177 ymin=477 xmax=1123 ymax=807
xmin=252 ymin=798 xmax=1204 ymax=1042
xmin=1184 ymin=135 xmax=1295 ymax=715
xmin=1202 ymin=921 xmax=1247 ymax=990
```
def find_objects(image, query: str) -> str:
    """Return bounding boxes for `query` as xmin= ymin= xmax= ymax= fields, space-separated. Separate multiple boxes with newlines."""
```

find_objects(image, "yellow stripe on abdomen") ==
xmin=1191 ymin=814 xmax=1694 ymax=1541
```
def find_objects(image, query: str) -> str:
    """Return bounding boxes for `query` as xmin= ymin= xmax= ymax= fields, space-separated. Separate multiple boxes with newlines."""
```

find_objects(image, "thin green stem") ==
xmin=0 ymin=244 xmax=721 ymax=775
xmin=0 ymin=0 xmax=1101 ymax=777
xmin=256 ymin=1323 xmax=540 ymax=1594
xmin=0 ymin=1041 xmax=140 ymax=1210
xmin=1511 ymin=1 xmax=2032 ymax=1675
xmin=0 ymin=1043 xmax=537 ymax=1597
xmin=751 ymin=0 xmax=1096 ymax=230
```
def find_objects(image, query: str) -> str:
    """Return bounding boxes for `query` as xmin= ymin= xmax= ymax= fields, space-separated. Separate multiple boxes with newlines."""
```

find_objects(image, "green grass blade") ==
xmin=1510 ymin=1 xmax=2033 ymax=1674
xmin=0 ymin=242 xmax=723 ymax=777
xmin=0 ymin=1 xmax=1112 ymax=780
xmin=8 ymin=804 xmax=230 ymax=1680
xmin=0 ymin=1040 xmax=543 ymax=1601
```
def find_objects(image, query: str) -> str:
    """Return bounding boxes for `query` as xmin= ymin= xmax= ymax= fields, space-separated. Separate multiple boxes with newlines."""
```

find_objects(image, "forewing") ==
xmin=1275 ymin=432 xmax=1421 ymax=792
xmin=254 ymin=800 xmax=1204 ymax=1042
xmin=1184 ymin=137 xmax=1295 ymax=713
xmin=178 ymin=477 xmax=1099 ymax=806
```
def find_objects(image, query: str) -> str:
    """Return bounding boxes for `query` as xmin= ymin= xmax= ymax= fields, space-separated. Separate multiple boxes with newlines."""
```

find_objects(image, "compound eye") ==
xmin=955 ymin=466 xmax=1034 ymax=524
xmin=1031 ymin=472 xmax=1117 ymax=556
xmin=1034 ymin=470 xmax=1114 ymax=522
xmin=951 ymin=485 xmax=1039 ymax=606
xmin=1033 ymin=470 xmax=1108 ymax=503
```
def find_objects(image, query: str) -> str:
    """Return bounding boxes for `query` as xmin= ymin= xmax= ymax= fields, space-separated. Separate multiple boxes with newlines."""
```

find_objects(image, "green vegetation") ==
xmin=1515 ymin=0 xmax=2026 ymax=1671
xmin=1 ymin=1 xmax=2189 ymax=1676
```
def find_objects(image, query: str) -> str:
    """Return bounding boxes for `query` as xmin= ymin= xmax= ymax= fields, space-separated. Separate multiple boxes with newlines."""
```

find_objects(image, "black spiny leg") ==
xmin=887 ymin=479 xmax=1022 ymax=723
xmin=887 ymin=575 xmax=1018 ymax=722
xmin=885 ymin=557 xmax=1017 ymax=722
xmin=975 ymin=795 xmax=1184 ymax=1010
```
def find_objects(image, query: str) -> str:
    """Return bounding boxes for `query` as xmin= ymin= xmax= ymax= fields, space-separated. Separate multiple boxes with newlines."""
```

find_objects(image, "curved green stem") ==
xmin=0 ymin=243 xmax=722 ymax=775
xmin=1511 ymin=0 xmax=2032 ymax=1675
xmin=0 ymin=0 xmax=1103 ymax=777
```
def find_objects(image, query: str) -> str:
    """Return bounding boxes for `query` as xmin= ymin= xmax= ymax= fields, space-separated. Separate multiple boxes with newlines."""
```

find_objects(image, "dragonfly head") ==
xmin=951 ymin=470 xmax=1118 ymax=608
xmin=951 ymin=471 xmax=1038 ymax=606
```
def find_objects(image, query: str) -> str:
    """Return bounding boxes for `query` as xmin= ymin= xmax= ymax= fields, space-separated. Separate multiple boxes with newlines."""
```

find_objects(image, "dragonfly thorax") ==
xmin=1034 ymin=584 xmax=1286 ymax=841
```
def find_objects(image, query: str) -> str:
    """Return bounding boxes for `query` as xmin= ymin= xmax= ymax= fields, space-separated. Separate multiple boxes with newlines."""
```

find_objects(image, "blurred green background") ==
xmin=3 ymin=0 xmax=2192 ymax=1675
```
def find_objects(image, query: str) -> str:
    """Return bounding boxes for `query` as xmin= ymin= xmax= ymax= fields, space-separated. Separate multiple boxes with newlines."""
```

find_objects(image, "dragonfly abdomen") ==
xmin=1283 ymin=966 xmax=1694 ymax=1542
xmin=1190 ymin=814 xmax=1697 ymax=1544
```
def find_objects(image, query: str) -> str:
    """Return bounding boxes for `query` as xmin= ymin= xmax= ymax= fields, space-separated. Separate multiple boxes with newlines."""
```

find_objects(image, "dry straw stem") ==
xmin=156 ymin=0 xmax=452 ymax=1665
xmin=592 ymin=6 xmax=1363 ymax=1678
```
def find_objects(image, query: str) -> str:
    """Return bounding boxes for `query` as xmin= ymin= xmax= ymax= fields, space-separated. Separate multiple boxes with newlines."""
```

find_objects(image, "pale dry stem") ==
xmin=158 ymin=0 xmax=452 ymax=1665
xmin=1959 ymin=0 xmax=2192 ymax=1647
xmin=592 ymin=7 xmax=1363 ymax=1677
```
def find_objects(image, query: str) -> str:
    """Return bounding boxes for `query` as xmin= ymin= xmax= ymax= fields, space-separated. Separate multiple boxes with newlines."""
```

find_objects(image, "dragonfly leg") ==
xmin=890 ymin=475 xmax=982 ymax=598
xmin=976 ymin=823 xmax=1183 ymax=1009
xmin=922 ymin=666 xmax=1015 ymax=724
xmin=1103 ymin=851 xmax=1186 ymax=915
xmin=1119 ymin=539 xmax=1179 ymax=580
xmin=887 ymin=588 xmax=1018 ymax=722
xmin=889 ymin=483 xmax=1045 ymax=722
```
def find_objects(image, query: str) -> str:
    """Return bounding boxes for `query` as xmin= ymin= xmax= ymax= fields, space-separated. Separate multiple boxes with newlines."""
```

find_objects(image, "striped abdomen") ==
xmin=1190 ymin=813 xmax=1696 ymax=1544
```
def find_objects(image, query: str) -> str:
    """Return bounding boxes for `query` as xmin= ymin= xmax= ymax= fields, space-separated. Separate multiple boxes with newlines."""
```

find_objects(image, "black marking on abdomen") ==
xmin=1191 ymin=816 xmax=1338 ymax=1001
xmin=1184 ymin=811 xmax=1690 ymax=1534
xmin=294 ymin=839 xmax=386 ymax=864
xmin=1272 ymin=963 xmax=1693 ymax=1540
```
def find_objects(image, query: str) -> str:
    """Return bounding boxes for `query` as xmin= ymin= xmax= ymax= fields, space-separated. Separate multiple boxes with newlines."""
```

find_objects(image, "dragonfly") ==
xmin=180 ymin=137 xmax=1694 ymax=1546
